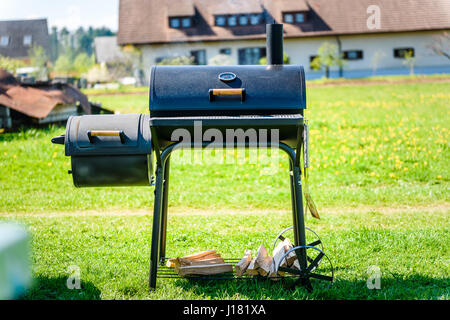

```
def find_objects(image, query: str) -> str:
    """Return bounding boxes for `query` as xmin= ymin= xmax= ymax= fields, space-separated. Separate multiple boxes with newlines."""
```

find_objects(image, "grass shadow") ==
xmin=173 ymin=273 xmax=449 ymax=300
xmin=24 ymin=276 xmax=102 ymax=300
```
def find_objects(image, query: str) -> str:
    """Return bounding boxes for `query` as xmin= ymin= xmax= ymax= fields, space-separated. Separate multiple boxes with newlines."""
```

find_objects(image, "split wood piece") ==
xmin=272 ymin=241 xmax=287 ymax=270
xmin=235 ymin=250 xmax=252 ymax=276
xmin=175 ymin=256 xmax=224 ymax=273
xmin=256 ymin=245 xmax=272 ymax=276
xmin=245 ymin=258 xmax=259 ymax=276
xmin=178 ymin=264 xmax=233 ymax=277
xmin=282 ymin=238 xmax=297 ymax=267
xmin=258 ymin=256 xmax=273 ymax=276
xmin=179 ymin=257 xmax=225 ymax=266
xmin=272 ymin=240 xmax=294 ymax=278
xmin=269 ymin=261 xmax=283 ymax=281
xmin=166 ymin=250 xmax=219 ymax=268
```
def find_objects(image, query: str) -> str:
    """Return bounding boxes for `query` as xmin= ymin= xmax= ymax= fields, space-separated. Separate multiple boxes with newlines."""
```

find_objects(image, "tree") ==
xmin=73 ymin=53 xmax=95 ymax=75
xmin=259 ymin=53 xmax=290 ymax=65
xmin=28 ymin=45 xmax=49 ymax=80
xmin=402 ymin=50 xmax=416 ymax=76
xmin=310 ymin=42 xmax=345 ymax=78
xmin=157 ymin=56 xmax=195 ymax=65
xmin=50 ymin=26 xmax=59 ymax=62
xmin=106 ymin=45 xmax=143 ymax=83
xmin=85 ymin=63 xmax=111 ymax=83
xmin=49 ymin=26 xmax=116 ymax=63
xmin=427 ymin=31 xmax=450 ymax=60
xmin=372 ymin=50 xmax=386 ymax=76
xmin=53 ymin=54 xmax=74 ymax=75
xmin=209 ymin=54 xmax=235 ymax=66
xmin=0 ymin=56 xmax=26 ymax=74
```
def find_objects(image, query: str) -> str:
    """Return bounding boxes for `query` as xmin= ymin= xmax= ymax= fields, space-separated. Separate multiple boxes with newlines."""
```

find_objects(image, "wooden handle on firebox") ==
xmin=88 ymin=130 xmax=125 ymax=143
xmin=209 ymin=88 xmax=246 ymax=102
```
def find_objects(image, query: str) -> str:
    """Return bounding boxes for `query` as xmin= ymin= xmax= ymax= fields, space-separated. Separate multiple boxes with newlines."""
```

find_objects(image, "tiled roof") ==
xmin=0 ymin=19 xmax=50 ymax=59
xmin=118 ymin=0 xmax=450 ymax=45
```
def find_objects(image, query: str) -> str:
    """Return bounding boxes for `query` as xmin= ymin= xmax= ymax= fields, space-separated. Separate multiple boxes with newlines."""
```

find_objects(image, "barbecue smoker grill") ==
xmin=52 ymin=24 xmax=334 ymax=291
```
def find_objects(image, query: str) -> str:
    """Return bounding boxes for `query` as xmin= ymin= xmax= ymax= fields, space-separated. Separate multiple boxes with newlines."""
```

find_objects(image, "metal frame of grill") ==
xmin=147 ymin=24 xmax=333 ymax=291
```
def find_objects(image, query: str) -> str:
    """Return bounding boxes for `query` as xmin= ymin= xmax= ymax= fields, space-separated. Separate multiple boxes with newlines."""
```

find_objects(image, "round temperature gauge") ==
xmin=218 ymin=72 xmax=237 ymax=82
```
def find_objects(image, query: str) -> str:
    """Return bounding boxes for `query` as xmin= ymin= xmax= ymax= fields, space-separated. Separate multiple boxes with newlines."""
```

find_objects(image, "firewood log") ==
xmin=282 ymin=238 xmax=297 ymax=267
xmin=178 ymin=264 xmax=233 ymax=277
xmin=245 ymin=258 xmax=259 ymax=276
xmin=234 ymin=250 xmax=252 ymax=276
xmin=166 ymin=250 xmax=219 ymax=268
xmin=179 ymin=257 xmax=225 ymax=266
xmin=255 ymin=245 xmax=272 ymax=276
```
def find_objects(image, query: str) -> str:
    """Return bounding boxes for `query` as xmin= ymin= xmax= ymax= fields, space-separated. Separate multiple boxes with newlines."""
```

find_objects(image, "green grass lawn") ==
xmin=0 ymin=78 xmax=449 ymax=299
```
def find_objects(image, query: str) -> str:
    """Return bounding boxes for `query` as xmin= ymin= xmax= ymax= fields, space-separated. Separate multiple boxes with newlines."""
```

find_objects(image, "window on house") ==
xmin=238 ymin=47 xmax=266 ymax=65
xmin=215 ymin=15 xmax=227 ymax=26
xmin=295 ymin=13 xmax=305 ymax=23
xmin=239 ymin=15 xmax=249 ymax=26
xmin=0 ymin=36 xmax=9 ymax=46
xmin=343 ymin=50 xmax=363 ymax=60
xmin=215 ymin=13 xmax=264 ymax=27
xmin=220 ymin=48 xmax=231 ymax=55
xmin=170 ymin=18 xmax=181 ymax=28
xmin=228 ymin=15 xmax=237 ymax=26
xmin=191 ymin=50 xmax=207 ymax=65
xmin=283 ymin=12 xmax=307 ymax=24
xmin=182 ymin=18 xmax=192 ymax=28
xmin=310 ymin=55 xmax=319 ymax=70
xmin=394 ymin=48 xmax=415 ymax=58
xmin=284 ymin=13 xmax=294 ymax=24
xmin=23 ymin=35 xmax=32 ymax=46
xmin=250 ymin=14 xmax=263 ymax=25
xmin=169 ymin=17 xmax=193 ymax=29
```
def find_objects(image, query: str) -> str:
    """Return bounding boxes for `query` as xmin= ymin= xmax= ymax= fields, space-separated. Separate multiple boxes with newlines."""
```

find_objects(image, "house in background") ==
xmin=94 ymin=36 xmax=125 ymax=64
xmin=118 ymin=0 xmax=450 ymax=81
xmin=0 ymin=19 xmax=50 ymax=60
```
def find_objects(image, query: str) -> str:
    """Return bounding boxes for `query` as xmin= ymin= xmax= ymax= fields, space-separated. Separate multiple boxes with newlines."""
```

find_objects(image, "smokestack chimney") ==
xmin=266 ymin=23 xmax=284 ymax=65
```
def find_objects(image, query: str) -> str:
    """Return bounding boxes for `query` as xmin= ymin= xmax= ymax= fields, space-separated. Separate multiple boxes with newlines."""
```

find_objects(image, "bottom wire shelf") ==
xmin=157 ymin=258 xmax=297 ymax=281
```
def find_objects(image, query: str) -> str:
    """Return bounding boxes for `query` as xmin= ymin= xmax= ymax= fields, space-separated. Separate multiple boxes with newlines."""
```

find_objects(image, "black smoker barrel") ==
xmin=52 ymin=114 xmax=152 ymax=187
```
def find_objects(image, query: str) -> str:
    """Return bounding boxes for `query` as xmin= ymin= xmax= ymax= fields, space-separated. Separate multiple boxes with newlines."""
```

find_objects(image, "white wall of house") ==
xmin=138 ymin=30 xmax=450 ymax=83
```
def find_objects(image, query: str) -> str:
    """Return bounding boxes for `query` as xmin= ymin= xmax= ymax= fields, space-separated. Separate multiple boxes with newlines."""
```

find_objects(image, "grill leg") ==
xmin=159 ymin=156 xmax=171 ymax=264
xmin=149 ymin=165 xmax=165 ymax=289
xmin=291 ymin=164 xmax=308 ymax=271
xmin=289 ymin=162 xmax=298 ymax=245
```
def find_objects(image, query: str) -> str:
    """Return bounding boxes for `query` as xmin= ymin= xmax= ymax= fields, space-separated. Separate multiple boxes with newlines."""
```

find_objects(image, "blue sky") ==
xmin=0 ymin=0 xmax=119 ymax=31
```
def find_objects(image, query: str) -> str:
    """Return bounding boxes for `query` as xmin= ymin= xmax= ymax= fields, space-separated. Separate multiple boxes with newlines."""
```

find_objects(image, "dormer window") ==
xmin=283 ymin=12 xmax=307 ymax=24
xmin=215 ymin=15 xmax=226 ymax=26
xmin=215 ymin=13 xmax=264 ymax=27
xmin=228 ymin=16 xmax=237 ymax=26
xmin=250 ymin=14 xmax=263 ymax=25
xmin=23 ymin=35 xmax=32 ymax=46
xmin=295 ymin=13 xmax=305 ymax=23
xmin=169 ymin=17 xmax=193 ymax=29
xmin=181 ymin=18 xmax=192 ymax=28
xmin=239 ymin=15 xmax=248 ymax=26
xmin=0 ymin=36 xmax=9 ymax=47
